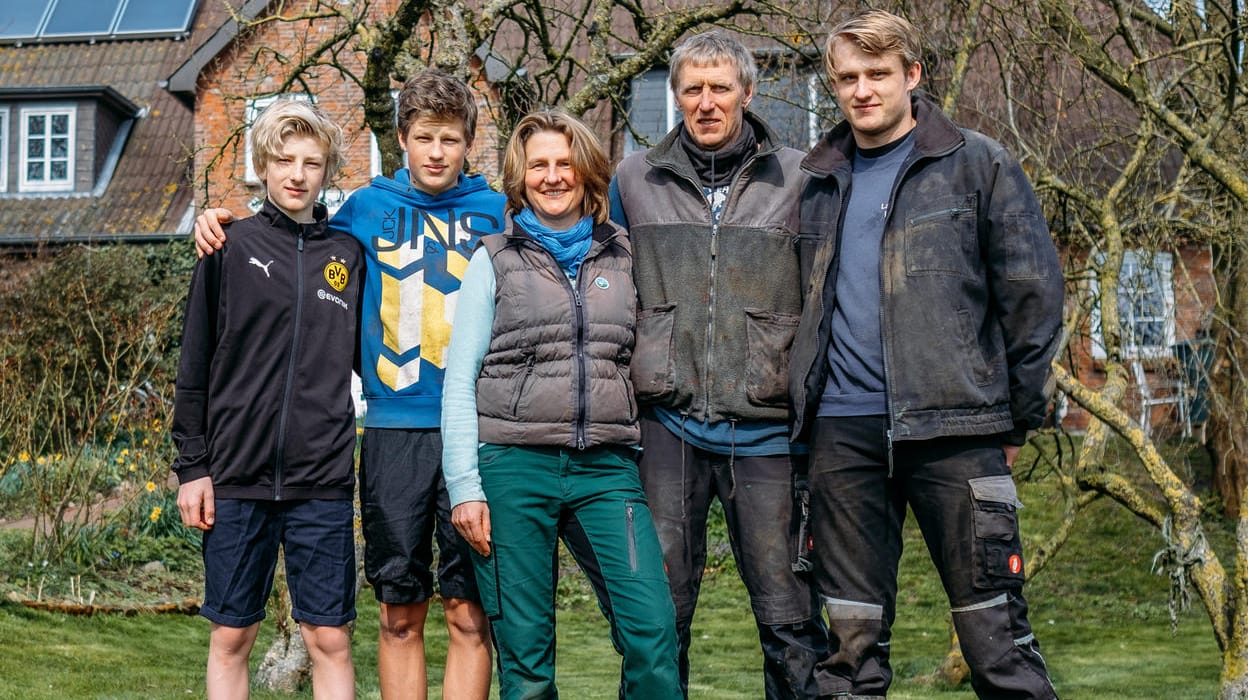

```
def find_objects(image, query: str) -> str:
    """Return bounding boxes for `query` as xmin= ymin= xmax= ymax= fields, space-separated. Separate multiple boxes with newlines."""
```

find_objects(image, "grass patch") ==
xmin=0 ymin=450 xmax=1227 ymax=698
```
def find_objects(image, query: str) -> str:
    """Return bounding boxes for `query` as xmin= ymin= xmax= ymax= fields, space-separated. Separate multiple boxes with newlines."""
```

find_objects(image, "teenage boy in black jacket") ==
xmin=172 ymin=99 xmax=364 ymax=700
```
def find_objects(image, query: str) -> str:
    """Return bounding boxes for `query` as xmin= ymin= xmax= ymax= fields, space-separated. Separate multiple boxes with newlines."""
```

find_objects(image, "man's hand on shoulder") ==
xmin=193 ymin=208 xmax=236 ymax=259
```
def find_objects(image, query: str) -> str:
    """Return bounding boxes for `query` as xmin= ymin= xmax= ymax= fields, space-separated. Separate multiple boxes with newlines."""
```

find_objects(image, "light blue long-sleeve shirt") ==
xmin=441 ymin=247 xmax=496 ymax=507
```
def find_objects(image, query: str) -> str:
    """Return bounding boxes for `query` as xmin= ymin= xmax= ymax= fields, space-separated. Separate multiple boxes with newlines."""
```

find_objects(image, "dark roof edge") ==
xmin=0 ymin=85 xmax=140 ymax=116
xmin=165 ymin=0 xmax=273 ymax=99
xmin=0 ymin=232 xmax=185 ymax=251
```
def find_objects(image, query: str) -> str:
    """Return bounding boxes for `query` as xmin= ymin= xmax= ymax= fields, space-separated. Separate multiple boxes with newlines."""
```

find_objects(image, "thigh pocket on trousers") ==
xmin=620 ymin=497 xmax=667 ymax=582
xmin=471 ymin=550 xmax=502 ymax=619
xmin=969 ymin=475 xmax=1026 ymax=590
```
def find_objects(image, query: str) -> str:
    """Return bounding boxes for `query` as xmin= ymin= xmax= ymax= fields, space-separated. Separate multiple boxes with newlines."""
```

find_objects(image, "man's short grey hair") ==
xmin=669 ymin=29 xmax=757 ymax=93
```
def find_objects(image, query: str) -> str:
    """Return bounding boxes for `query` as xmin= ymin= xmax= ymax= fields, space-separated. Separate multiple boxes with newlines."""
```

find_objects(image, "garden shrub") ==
xmin=0 ymin=242 xmax=195 ymax=567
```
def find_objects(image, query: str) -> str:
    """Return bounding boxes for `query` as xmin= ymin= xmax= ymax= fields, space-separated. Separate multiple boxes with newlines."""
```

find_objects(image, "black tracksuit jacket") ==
xmin=171 ymin=200 xmax=364 ymax=500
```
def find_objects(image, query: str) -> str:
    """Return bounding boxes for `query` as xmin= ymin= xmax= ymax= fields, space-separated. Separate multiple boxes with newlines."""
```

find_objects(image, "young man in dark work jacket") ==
xmin=789 ymin=10 xmax=1063 ymax=699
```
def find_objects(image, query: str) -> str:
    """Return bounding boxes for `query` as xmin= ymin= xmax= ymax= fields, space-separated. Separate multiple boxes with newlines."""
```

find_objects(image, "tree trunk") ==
xmin=255 ymin=615 xmax=311 ymax=693
xmin=935 ymin=622 xmax=970 ymax=687
xmin=1210 ymin=246 xmax=1248 ymax=518
xmin=254 ymin=563 xmax=311 ymax=693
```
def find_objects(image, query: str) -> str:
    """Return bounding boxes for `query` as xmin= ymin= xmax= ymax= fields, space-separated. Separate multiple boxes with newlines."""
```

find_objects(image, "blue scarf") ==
xmin=515 ymin=208 xmax=594 ymax=277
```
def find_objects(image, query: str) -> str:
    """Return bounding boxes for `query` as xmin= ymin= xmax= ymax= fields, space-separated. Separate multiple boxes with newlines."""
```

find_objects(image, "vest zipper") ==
xmin=572 ymin=278 xmax=587 ymax=450
xmin=535 ymin=237 xmax=591 ymax=450
xmin=274 ymin=230 xmax=306 ymax=500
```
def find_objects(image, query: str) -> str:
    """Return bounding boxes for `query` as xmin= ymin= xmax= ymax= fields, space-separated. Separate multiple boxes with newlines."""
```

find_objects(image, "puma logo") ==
xmin=249 ymin=257 xmax=274 ymax=277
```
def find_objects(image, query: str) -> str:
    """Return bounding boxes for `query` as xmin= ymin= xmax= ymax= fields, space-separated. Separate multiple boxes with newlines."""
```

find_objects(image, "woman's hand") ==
xmin=452 ymin=501 xmax=492 ymax=556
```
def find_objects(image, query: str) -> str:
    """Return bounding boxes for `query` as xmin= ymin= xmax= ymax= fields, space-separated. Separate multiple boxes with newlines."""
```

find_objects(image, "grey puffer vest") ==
xmin=475 ymin=219 xmax=640 ymax=449
xmin=613 ymin=113 xmax=807 ymax=424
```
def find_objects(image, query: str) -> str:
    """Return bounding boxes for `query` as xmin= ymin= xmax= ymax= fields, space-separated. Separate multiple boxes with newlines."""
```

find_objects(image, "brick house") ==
xmin=165 ymin=0 xmax=508 ymax=219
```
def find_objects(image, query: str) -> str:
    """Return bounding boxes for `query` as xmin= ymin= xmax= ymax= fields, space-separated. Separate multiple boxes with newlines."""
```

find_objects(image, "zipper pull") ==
xmin=886 ymin=428 xmax=895 ymax=478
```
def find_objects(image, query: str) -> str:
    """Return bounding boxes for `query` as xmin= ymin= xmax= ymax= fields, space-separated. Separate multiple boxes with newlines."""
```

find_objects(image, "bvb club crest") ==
xmin=324 ymin=258 xmax=349 ymax=292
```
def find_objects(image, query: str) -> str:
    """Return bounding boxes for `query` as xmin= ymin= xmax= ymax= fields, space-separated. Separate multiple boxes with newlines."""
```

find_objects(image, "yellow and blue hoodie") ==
xmin=331 ymin=169 xmax=506 ymax=428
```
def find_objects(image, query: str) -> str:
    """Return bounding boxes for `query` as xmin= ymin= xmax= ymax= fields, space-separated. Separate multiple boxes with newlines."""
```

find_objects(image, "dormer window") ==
xmin=0 ymin=86 xmax=138 ymax=197
xmin=19 ymin=105 xmax=74 ymax=192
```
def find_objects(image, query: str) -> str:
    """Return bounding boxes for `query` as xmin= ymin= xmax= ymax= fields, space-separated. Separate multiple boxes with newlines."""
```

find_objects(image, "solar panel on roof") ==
xmin=0 ymin=0 xmax=54 ymax=41
xmin=0 ymin=0 xmax=197 ymax=43
xmin=115 ymin=0 xmax=199 ymax=36
xmin=40 ymin=0 xmax=121 ymax=38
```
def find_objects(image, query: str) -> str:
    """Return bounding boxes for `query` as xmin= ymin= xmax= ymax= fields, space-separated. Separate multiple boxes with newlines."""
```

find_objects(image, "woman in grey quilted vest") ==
xmin=440 ymin=110 xmax=680 ymax=700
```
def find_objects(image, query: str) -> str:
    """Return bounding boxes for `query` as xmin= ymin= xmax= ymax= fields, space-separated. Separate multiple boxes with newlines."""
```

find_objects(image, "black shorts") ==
xmin=359 ymin=427 xmax=478 ymax=605
xmin=200 ymin=498 xmax=356 ymax=628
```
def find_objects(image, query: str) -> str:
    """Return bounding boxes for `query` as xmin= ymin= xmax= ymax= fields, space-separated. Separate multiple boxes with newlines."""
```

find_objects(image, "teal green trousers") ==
xmin=472 ymin=444 xmax=681 ymax=699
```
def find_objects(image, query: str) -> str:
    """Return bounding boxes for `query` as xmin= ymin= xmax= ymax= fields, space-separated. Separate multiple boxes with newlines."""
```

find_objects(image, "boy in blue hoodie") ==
xmin=195 ymin=70 xmax=505 ymax=700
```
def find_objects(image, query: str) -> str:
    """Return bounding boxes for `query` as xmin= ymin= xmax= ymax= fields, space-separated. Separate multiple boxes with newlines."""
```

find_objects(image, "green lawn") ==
xmin=0 ymin=467 xmax=1224 ymax=698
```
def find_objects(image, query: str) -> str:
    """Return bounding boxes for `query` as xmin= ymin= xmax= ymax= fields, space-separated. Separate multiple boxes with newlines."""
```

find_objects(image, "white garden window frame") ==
xmin=0 ymin=107 xmax=8 ymax=192
xmin=19 ymin=105 xmax=75 ymax=193
xmin=1090 ymin=249 xmax=1176 ymax=360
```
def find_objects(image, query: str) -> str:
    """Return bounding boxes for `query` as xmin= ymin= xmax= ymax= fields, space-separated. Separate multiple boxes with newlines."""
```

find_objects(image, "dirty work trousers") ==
xmin=471 ymin=443 xmax=681 ymax=700
xmin=638 ymin=416 xmax=828 ymax=699
xmin=808 ymin=415 xmax=1058 ymax=699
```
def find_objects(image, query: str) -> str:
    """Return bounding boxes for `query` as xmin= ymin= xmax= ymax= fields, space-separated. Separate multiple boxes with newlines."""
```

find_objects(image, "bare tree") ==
xmin=939 ymin=0 xmax=1248 ymax=695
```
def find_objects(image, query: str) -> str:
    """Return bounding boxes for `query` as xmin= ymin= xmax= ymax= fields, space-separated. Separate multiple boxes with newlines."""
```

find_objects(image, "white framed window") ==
xmin=19 ymin=105 xmax=75 ymax=192
xmin=244 ymin=93 xmax=311 ymax=184
xmin=370 ymin=132 xmax=382 ymax=178
xmin=0 ymin=107 xmax=8 ymax=192
xmin=1090 ymin=249 xmax=1176 ymax=359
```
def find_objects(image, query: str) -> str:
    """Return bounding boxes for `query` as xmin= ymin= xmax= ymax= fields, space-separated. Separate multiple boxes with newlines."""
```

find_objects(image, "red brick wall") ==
xmin=191 ymin=0 xmax=501 ymax=214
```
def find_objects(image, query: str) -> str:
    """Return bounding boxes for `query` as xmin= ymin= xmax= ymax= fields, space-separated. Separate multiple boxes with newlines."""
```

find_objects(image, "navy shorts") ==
xmin=359 ymin=428 xmax=478 ymax=605
xmin=200 ymin=498 xmax=356 ymax=628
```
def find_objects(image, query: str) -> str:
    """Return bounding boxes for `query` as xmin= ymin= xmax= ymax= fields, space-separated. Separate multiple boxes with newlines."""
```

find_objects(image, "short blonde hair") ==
xmin=825 ymin=10 xmax=923 ymax=79
xmin=502 ymin=110 xmax=610 ymax=224
xmin=250 ymin=98 xmax=345 ymax=181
